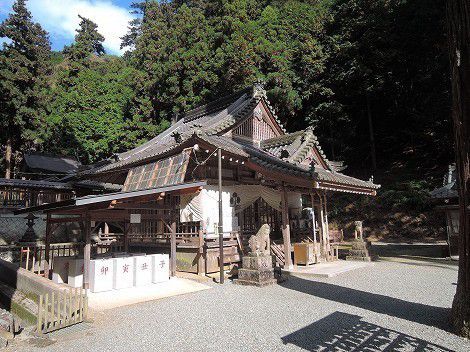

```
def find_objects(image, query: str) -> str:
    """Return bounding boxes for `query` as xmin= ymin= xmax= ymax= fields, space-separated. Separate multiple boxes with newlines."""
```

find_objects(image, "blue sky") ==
xmin=0 ymin=0 xmax=138 ymax=54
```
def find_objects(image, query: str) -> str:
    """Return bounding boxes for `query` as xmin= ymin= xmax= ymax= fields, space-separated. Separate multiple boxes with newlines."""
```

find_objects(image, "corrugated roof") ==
xmin=14 ymin=181 xmax=207 ymax=214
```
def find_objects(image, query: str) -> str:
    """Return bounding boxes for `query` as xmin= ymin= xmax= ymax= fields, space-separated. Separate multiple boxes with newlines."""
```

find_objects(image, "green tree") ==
xmin=63 ymin=15 xmax=105 ymax=73
xmin=318 ymin=0 xmax=450 ymax=175
xmin=131 ymin=2 xmax=220 ymax=120
xmin=0 ymin=0 xmax=51 ymax=178
xmin=45 ymin=56 xmax=164 ymax=163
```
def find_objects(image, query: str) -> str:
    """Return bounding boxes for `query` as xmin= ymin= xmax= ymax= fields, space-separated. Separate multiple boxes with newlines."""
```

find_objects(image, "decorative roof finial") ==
xmin=252 ymin=79 xmax=266 ymax=99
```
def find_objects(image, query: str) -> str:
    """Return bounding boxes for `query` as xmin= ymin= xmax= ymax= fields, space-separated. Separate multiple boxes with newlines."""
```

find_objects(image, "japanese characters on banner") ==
xmin=54 ymin=253 xmax=170 ymax=293
xmin=152 ymin=254 xmax=169 ymax=283
xmin=90 ymin=258 xmax=114 ymax=292
xmin=113 ymin=256 xmax=134 ymax=289
xmin=133 ymin=255 xmax=153 ymax=287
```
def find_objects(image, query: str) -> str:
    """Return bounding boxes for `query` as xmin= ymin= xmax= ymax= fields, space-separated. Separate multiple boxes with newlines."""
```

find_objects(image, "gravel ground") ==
xmin=8 ymin=259 xmax=470 ymax=352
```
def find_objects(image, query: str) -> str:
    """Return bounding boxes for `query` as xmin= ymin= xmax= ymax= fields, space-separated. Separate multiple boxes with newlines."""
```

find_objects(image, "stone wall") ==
xmin=0 ymin=259 xmax=69 ymax=298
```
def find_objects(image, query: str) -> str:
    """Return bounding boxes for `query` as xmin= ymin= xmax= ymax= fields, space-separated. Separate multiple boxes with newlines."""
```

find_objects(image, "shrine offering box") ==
xmin=113 ymin=256 xmax=134 ymax=289
xmin=151 ymin=254 xmax=169 ymax=283
xmin=68 ymin=259 xmax=84 ymax=288
xmin=90 ymin=258 xmax=114 ymax=292
xmin=133 ymin=255 xmax=152 ymax=286
xmin=52 ymin=257 xmax=70 ymax=284
xmin=293 ymin=242 xmax=318 ymax=266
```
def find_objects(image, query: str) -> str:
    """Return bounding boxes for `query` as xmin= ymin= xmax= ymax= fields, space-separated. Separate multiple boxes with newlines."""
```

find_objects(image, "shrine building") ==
xmin=16 ymin=83 xmax=380 ymax=289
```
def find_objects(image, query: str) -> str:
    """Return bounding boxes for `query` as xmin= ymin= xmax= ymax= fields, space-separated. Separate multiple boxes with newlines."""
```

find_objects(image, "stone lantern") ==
xmin=18 ymin=212 xmax=41 ymax=244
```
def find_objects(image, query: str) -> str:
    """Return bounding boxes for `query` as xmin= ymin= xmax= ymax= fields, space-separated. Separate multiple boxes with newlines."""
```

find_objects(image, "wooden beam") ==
xmin=170 ymin=218 xmax=177 ymax=277
xmin=83 ymin=211 xmax=91 ymax=290
xmin=124 ymin=222 xmax=130 ymax=253
xmin=322 ymin=193 xmax=331 ymax=256
xmin=48 ymin=216 xmax=82 ymax=224
xmin=197 ymin=228 xmax=204 ymax=276
xmin=317 ymin=192 xmax=327 ymax=257
xmin=310 ymin=193 xmax=317 ymax=245
xmin=44 ymin=213 xmax=52 ymax=279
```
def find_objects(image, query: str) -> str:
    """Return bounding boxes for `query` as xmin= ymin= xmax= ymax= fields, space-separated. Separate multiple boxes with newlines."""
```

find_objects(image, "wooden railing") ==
xmin=270 ymin=241 xmax=286 ymax=267
xmin=18 ymin=243 xmax=82 ymax=276
xmin=37 ymin=288 xmax=88 ymax=334
xmin=14 ymin=241 xmax=122 ymax=276
xmin=0 ymin=189 xmax=72 ymax=209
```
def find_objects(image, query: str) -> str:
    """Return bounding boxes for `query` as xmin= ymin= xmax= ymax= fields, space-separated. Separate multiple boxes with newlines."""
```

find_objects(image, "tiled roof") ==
xmin=0 ymin=178 xmax=73 ymax=190
xmin=81 ymin=87 xmax=263 ymax=175
xmin=24 ymin=153 xmax=81 ymax=174
xmin=430 ymin=165 xmax=458 ymax=199
xmin=261 ymin=128 xmax=330 ymax=166
xmin=199 ymin=135 xmax=379 ymax=191
xmin=80 ymin=85 xmax=379 ymax=193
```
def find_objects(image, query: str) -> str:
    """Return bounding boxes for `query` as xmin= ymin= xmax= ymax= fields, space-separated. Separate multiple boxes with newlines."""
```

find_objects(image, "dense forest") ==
xmin=0 ymin=0 xmax=453 ymax=240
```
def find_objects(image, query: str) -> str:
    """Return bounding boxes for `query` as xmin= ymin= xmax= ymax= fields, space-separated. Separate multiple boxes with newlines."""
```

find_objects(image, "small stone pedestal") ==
xmin=235 ymin=253 xmax=276 ymax=287
xmin=346 ymin=239 xmax=371 ymax=262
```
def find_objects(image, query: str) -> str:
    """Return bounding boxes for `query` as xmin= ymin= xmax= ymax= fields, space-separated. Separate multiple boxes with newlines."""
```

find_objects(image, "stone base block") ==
xmin=234 ymin=278 xmax=277 ymax=287
xmin=347 ymin=240 xmax=371 ymax=261
xmin=242 ymin=254 xmax=273 ymax=270
xmin=346 ymin=255 xmax=371 ymax=262
xmin=351 ymin=240 xmax=368 ymax=250
xmin=235 ymin=268 xmax=276 ymax=287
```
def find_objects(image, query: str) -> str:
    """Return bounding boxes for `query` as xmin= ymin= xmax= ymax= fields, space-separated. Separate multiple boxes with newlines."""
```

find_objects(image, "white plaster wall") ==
xmin=201 ymin=185 xmax=237 ymax=235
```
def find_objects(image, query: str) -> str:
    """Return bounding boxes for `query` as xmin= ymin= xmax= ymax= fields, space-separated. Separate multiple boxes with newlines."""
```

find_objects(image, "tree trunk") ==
xmin=366 ymin=95 xmax=377 ymax=171
xmin=4 ymin=137 xmax=12 ymax=179
xmin=447 ymin=0 xmax=470 ymax=337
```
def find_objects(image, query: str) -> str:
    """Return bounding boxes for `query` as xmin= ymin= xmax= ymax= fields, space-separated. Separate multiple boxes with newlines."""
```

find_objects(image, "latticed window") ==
xmin=241 ymin=198 xmax=281 ymax=237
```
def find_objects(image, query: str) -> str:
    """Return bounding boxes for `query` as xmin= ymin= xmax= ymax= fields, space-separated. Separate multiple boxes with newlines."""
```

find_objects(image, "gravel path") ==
xmin=9 ymin=259 xmax=470 ymax=351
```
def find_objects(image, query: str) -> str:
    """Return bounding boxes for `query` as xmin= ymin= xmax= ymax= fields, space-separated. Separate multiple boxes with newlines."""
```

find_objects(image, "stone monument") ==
xmin=346 ymin=221 xmax=371 ymax=261
xmin=235 ymin=224 xmax=277 ymax=287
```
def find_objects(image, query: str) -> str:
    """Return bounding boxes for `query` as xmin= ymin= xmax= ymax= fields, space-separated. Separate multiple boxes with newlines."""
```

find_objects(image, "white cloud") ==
xmin=27 ymin=0 xmax=134 ymax=55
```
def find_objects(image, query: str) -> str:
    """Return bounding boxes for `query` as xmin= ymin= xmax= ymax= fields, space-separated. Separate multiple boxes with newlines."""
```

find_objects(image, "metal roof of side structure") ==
xmin=14 ymin=181 xmax=207 ymax=214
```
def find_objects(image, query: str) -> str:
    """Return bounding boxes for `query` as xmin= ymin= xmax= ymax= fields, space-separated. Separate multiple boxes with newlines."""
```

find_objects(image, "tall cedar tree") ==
xmin=47 ymin=16 xmax=164 ymax=163
xmin=447 ymin=0 xmax=470 ymax=337
xmin=63 ymin=15 xmax=105 ymax=74
xmin=0 ymin=0 xmax=51 ymax=178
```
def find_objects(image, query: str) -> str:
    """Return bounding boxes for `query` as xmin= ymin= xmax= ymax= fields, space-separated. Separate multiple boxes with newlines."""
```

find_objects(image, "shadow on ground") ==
xmin=377 ymin=257 xmax=458 ymax=271
xmin=279 ymin=277 xmax=450 ymax=330
xmin=282 ymin=311 xmax=453 ymax=351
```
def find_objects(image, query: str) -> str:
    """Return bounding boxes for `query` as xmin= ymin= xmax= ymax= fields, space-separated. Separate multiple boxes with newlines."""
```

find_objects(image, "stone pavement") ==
xmin=87 ymin=277 xmax=211 ymax=311
xmin=6 ymin=260 xmax=469 ymax=352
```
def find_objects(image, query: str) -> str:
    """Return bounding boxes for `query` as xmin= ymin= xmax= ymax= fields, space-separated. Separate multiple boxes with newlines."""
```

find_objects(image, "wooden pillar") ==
xmin=323 ymin=193 xmax=331 ymax=255
xmin=318 ymin=193 xmax=327 ymax=257
xmin=197 ymin=228 xmax=204 ymax=276
xmin=83 ymin=211 xmax=91 ymax=290
xmin=309 ymin=193 xmax=317 ymax=245
xmin=281 ymin=184 xmax=293 ymax=269
xmin=123 ymin=222 xmax=130 ymax=253
xmin=44 ymin=212 xmax=52 ymax=279
xmin=170 ymin=216 xmax=177 ymax=277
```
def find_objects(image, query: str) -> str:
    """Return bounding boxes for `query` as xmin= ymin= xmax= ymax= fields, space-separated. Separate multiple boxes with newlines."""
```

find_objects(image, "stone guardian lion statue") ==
xmin=248 ymin=224 xmax=271 ymax=255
